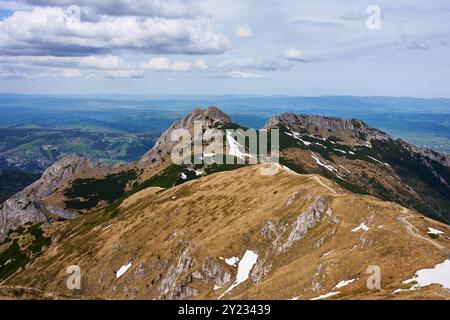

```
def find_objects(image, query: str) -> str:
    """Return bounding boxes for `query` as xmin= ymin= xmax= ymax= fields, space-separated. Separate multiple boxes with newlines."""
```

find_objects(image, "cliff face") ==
xmin=0 ymin=155 xmax=93 ymax=238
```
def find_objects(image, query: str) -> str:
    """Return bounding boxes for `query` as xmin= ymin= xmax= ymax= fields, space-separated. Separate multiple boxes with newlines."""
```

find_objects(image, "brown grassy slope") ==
xmin=2 ymin=165 xmax=450 ymax=300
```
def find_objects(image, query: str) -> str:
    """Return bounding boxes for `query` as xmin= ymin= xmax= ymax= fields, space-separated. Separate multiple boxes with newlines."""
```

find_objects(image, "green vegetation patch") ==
xmin=64 ymin=170 xmax=137 ymax=210
xmin=0 ymin=224 xmax=52 ymax=280
xmin=27 ymin=224 xmax=52 ymax=255
xmin=0 ymin=240 xmax=29 ymax=280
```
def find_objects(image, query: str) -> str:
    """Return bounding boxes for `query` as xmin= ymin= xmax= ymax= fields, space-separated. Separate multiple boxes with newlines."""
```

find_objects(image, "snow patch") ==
xmin=225 ymin=257 xmax=239 ymax=267
xmin=195 ymin=169 xmax=205 ymax=176
xmin=220 ymin=250 xmax=258 ymax=298
xmin=311 ymin=154 xmax=344 ymax=180
xmin=352 ymin=223 xmax=369 ymax=232
xmin=403 ymin=259 xmax=450 ymax=290
xmin=116 ymin=262 xmax=132 ymax=279
xmin=367 ymin=156 xmax=390 ymax=167
xmin=427 ymin=227 xmax=444 ymax=235
xmin=333 ymin=148 xmax=347 ymax=154
xmin=334 ymin=278 xmax=356 ymax=289
xmin=180 ymin=173 xmax=187 ymax=180
xmin=286 ymin=131 xmax=312 ymax=146
xmin=226 ymin=132 xmax=253 ymax=160
xmin=311 ymin=154 xmax=337 ymax=173
xmin=311 ymin=291 xmax=340 ymax=300
xmin=204 ymin=152 xmax=215 ymax=158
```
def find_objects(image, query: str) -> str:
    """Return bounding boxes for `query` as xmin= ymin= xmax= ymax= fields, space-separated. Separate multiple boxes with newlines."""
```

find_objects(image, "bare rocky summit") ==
xmin=265 ymin=113 xmax=390 ymax=145
xmin=138 ymin=106 xmax=231 ymax=169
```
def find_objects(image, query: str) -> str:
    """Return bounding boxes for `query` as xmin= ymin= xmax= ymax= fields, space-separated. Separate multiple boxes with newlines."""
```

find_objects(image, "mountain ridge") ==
xmin=0 ymin=106 xmax=449 ymax=238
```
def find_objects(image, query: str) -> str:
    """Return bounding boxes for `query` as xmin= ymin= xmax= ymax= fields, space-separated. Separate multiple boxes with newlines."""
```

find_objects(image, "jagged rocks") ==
xmin=159 ymin=246 xmax=197 ymax=300
xmin=278 ymin=196 xmax=328 ymax=253
xmin=265 ymin=113 xmax=389 ymax=145
xmin=201 ymin=256 xmax=231 ymax=289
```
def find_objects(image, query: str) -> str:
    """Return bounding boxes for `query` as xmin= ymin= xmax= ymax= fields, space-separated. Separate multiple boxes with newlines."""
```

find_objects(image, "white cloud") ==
xmin=401 ymin=37 xmax=429 ymax=50
xmin=217 ymin=57 xmax=289 ymax=71
xmin=283 ymin=47 xmax=314 ymax=62
xmin=236 ymin=24 xmax=253 ymax=38
xmin=142 ymin=57 xmax=191 ymax=72
xmin=0 ymin=7 xmax=230 ymax=56
xmin=224 ymin=71 xmax=265 ymax=79
xmin=8 ymin=0 xmax=195 ymax=19
xmin=0 ymin=54 xmax=144 ymax=79
xmin=142 ymin=57 xmax=210 ymax=72
xmin=194 ymin=58 xmax=209 ymax=71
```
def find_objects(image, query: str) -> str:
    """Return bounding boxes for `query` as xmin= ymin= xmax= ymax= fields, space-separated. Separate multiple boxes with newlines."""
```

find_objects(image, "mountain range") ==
xmin=0 ymin=107 xmax=449 ymax=300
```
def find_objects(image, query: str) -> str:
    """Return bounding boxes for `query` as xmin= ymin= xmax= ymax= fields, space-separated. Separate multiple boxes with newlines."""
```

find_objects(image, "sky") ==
xmin=0 ymin=0 xmax=449 ymax=97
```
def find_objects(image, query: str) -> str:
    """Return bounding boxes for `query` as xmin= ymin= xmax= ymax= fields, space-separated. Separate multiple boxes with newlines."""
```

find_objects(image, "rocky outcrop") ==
xmin=265 ymin=113 xmax=390 ymax=144
xmin=0 ymin=155 xmax=93 ymax=238
xmin=138 ymin=106 xmax=231 ymax=169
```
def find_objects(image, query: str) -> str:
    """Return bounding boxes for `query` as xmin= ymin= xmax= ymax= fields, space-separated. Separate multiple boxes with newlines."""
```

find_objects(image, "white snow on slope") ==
xmin=427 ymin=227 xmax=444 ymax=235
xmin=195 ymin=169 xmax=204 ymax=176
xmin=403 ymin=259 xmax=450 ymax=290
xmin=225 ymin=257 xmax=239 ymax=266
xmin=333 ymin=148 xmax=347 ymax=154
xmin=204 ymin=152 xmax=215 ymax=158
xmin=334 ymin=278 xmax=356 ymax=289
xmin=367 ymin=156 xmax=391 ymax=167
xmin=286 ymin=131 xmax=312 ymax=146
xmin=352 ymin=223 xmax=369 ymax=232
xmin=226 ymin=132 xmax=253 ymax=160
xmin=311 ymin=291 xmax=340 ymax=300
xmin=311 ymin=154 xmax=337 ymax=173
xmin=180 ymin=173 xmax=187 ymax=180
xmin=220 ymin=250 xmax=258 ymax=298
xmin=348 ymin=151 xmax=355 ymax=155
xmin=311 ymin=153 xmax=344 ymax=180
xmin=116 ymin=262 xmax=132 ymax=279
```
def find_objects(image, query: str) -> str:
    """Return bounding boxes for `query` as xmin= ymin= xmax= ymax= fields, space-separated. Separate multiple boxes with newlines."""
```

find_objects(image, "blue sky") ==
xmin=0 ymin=0 xmax=449 ymax=97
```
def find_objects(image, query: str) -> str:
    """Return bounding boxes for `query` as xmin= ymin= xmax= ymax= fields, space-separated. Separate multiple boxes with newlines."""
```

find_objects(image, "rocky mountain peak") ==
xmin=265 ymin=113 xmax=390 ymax=144
xmin=138 ymin=107 xmax=231 ymax=169
xmin=178 ymin=106 xmax=231 ymax=129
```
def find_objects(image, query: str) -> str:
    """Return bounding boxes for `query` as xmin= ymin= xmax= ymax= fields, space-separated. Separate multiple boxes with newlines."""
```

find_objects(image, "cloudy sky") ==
xmin=0 ymin=0 xmax=449 ymax=97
